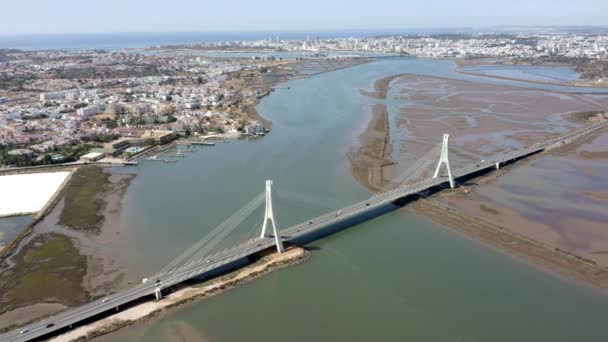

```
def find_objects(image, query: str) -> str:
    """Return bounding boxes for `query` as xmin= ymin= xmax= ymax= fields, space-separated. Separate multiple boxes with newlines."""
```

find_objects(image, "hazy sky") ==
xmin=2 ymin=0 xmax=607 ymax=35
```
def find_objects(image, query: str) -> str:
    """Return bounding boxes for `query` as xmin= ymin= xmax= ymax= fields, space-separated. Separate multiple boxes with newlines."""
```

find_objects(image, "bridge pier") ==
xmin=495 ymin=162 xmax=500 ymax=170
xmin=260 ymin=180 xmax=284 ymax=253
xmin=433 ymin=134 xmax=455 ymax=189
xmin=154 ymin=287 xmax=162 ymax=300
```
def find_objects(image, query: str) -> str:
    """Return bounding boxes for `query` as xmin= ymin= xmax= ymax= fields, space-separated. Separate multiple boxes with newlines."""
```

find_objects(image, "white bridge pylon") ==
xmin=260 ymin=180 xmax=284 ymax=253
xmin=433 ymin=134 xmax=455 ymax=189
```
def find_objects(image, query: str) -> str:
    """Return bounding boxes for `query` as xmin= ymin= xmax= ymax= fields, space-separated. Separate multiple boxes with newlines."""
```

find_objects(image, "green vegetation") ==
xmin=0 ymin=233 xmax=88 ymax=312
xmin=569 ymin=110 xmax=604 ymax=122
xmin=105 ymin=120 xmax=118 ymax=129
xmin=81 ymin=133 xmax=120 ymax=143
xmin=51 ymin=143 xmax=95 ymax=160
xmin=208 ymin=125 xmax=226 ymax=133
xmin=0 ymin=142 xmax=96 ymax=167
xmin=58 ymin=166 xmax=110 ymax=232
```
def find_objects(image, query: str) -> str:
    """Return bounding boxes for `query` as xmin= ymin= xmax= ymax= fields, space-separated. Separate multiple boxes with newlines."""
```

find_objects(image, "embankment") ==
xmin=405 ymin=197 xmax=608 ymax=289
xmin=51 ymin=246 xmax=310 ymax=342
xmin=0 ymin=167 xmax=77 ymax=261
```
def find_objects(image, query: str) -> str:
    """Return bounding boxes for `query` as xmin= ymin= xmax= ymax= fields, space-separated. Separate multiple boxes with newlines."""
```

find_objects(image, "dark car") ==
xmin=46 ymin=323 xmax=55 ymax=328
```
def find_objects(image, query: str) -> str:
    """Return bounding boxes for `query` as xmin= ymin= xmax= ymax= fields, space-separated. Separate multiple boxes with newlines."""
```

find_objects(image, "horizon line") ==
xmin=2 ymin=25 xmax=608 ymax=38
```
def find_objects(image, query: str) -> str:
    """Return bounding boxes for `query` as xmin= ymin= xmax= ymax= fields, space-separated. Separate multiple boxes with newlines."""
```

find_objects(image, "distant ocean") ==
xmin=0 ymin=29 xmax=474 ymax=51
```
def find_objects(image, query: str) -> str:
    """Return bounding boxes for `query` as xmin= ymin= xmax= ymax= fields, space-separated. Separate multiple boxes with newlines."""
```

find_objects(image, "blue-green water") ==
xmin=0 ymin=30 xmax=464 ymax=51
xmin=100 ymin=58 xmax=608 ymax=341
xmin=463 ymin=64 xmax=581 ymax=83
xmin=0 ymin=215 xmax=32 ymax=248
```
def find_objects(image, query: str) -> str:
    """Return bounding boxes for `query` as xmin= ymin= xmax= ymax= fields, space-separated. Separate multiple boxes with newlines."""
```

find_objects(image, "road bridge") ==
xmin=2 ymin=120 xmax=607 ymax=342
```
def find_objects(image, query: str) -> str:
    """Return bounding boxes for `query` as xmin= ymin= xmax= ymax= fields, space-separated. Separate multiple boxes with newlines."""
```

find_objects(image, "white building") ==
xmin=76 ymin=105 xmax=100 ymax=120
xmin=40 ymin=91 xmax=65 ymax=102
xmin=244 ymin=122 xmax=265 ymax=135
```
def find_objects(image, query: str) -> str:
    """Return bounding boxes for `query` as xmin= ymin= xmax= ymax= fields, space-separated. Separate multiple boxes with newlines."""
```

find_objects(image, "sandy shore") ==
xmin=350 ymin=72 xmax=608 ymax=290
xmin=51 ymin=246 xmax=309 ymax=342
xmin=349 ymin=103 xmax=395 ymax=192
xmin=349 ymin=75 xmax=404 ymax=191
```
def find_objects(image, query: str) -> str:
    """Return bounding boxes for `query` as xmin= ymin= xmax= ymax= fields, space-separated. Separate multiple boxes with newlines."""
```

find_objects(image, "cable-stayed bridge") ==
xmin=2 ymin=120 xmax=607 ymax=342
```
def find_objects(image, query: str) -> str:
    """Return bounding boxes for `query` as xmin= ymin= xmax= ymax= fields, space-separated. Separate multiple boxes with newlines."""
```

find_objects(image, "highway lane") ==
xmin=1 ymin=237 xmax=278 ymax=342
xmin=2 ymin=120 xmax=606 ymax=342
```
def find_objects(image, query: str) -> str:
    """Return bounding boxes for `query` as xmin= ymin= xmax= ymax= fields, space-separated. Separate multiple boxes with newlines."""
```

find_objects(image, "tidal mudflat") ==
xmin=353 ymin=72 xmax=608 ymax=288
xmin=439 ymin=130 xmax=608 ymax=266
xmin=0 ymin=166 xmax=135 ymax=330
xmin=389 ymin=74 xmax=608 ymax=166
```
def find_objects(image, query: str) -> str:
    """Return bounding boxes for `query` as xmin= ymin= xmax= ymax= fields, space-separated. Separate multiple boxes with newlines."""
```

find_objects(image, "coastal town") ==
xmin=2 ymin=31 xmax=608 ymax=168
xmin=5 ymin=0 xmax=608 ymax=339
xmin=0 ymin=50 xmax=293 ymax=166
xmin=172 ymin=31 xmax=608 ymax=59
xmin=1 ymin=27 xmax=608 ymax=342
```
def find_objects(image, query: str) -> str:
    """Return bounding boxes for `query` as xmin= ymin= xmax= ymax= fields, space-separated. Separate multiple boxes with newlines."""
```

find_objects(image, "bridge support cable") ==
xmin=260 ymin=180 xmax=284 ymax=253
xmin=156 ymin=191 xmax=265 ymax=276
xmin=187 ymin=194 xmax=266 ymax=264
xmin=371 ymin=141 xmax=442 ymax=196
xmin=273 ymin=188 xmax=342 ymax=210
xmin=398 ymin=143 xmax=442 ymax=184
xmin=433 ymin=134 xmax=455 ymax=189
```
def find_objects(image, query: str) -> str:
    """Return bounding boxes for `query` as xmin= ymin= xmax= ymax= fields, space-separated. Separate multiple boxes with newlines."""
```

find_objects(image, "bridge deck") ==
xmin=2 ymin=120 xmax=606 ymax=342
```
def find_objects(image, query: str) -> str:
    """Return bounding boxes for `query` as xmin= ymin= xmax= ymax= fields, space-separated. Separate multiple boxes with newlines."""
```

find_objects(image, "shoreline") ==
xmin=248 ymin=57 xmax=374 ymax=129
xmin=454 ymin=58 xmax=608 ymax=89
xmin=0 ymin=167 xmax=77 ymax=261
xmin=0 ymin=166 xmax=135 ymax=330
xmin=0 ymin=57 xmax=373 ymax=333
xmin=52 ymin=246 xmax=310 ymax=342
xmin=406 ymin=192 xmax=608 ymax=292
xmin=350 ymin=72 xmax=608 ymax=291
xmin=457 ymin=69 xmax=608 ymax=89
xmin=350 ymin=74 xmax=402 ymax=191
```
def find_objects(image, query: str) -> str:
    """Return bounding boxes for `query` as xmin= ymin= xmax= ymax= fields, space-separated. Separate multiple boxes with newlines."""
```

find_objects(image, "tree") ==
xmin=197 ymin=76 xmax=203 ymax=84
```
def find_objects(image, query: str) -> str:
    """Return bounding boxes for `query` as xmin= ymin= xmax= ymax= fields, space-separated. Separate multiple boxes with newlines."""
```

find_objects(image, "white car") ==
xmin=102 ymin=297 xmax=109 ymax=303
xmin=20 ymin=329 xmax=29 ymax=334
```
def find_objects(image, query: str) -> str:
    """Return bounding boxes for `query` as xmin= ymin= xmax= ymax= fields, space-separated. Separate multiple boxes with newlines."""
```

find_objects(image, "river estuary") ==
xmin=64 ymin=58 xmax=608 ymax=341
